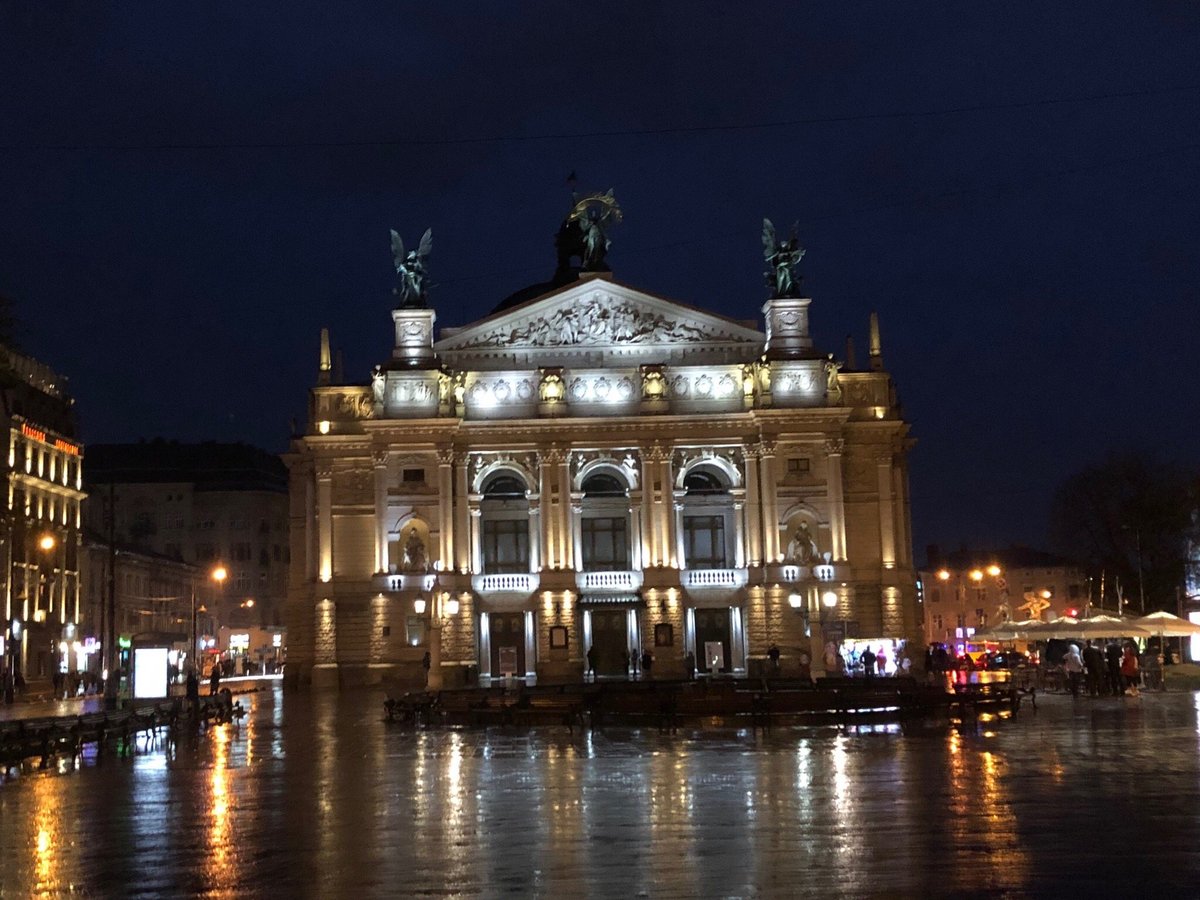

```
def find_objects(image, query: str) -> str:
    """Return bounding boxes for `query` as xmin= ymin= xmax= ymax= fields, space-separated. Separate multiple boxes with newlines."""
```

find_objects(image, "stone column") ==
xmin=557 ymin=450 xmax=573 ymax=569
xmin=733 ymin=499 xmax=746 ymax=569
xmin=469 ymin=507 xmax=482 ymax=574
xmin=640 ymin=450 xmax=657 ymax=566
xmin=454 ymin=456 xmax=471 ymax=573
xmin=758 ymin=441 xmax=779 ymax=563
xmin=304 ymin=469 xmax=316 ymax=579
xmin=628 ymin=495 xmax=643 ymax=571
xmin=743 ymin=447 xmax=762 ymax=567
xmin=825 ymin=438 xmax=847 ymax=561
xmin=437 ymin=448 xmax=454 ymax=570
xmin=373 ymin=449 xmax=389 ymax=574
xmin=877 ymin=453 xmax=896 ymax=569
xmin=316 ymin=460 xmax=334 ymax=583
xmin=673 ymin=501 xmax=685 ymax=570
xmin=538 ymin=450 xmax=556 ymax=568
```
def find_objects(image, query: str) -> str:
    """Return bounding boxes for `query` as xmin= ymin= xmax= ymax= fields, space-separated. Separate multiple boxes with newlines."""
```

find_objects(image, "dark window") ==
xmin=402 ymin=468 xmax=424 ymax=483
xmin=381 ymin=625 xmax=391 ymax=637
xmin=483 ymin=475 xmax=525 ymax=497
xmin=581 ymin=517 xmax=628 ymax=570
xmin=481 ymin=519 xmax=529 ymax=574
xmin=683 ymin=470 xmax=724 ymax=493
xmin=787 ymin=457 xmax=810 ymax=474
xmin=582 ymin=473 xmax=626 ymax=497
xmin=684 ymin=515 xmax=726 ymax=569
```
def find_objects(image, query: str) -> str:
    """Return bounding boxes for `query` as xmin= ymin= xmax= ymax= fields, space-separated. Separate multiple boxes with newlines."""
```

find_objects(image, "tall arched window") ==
xmin=580 ymin=472 xmax=630 ymax=571
xmin=480 ymin=473 xmax=530 ymax=574
xmin=682 ymin=467 xmax=733 ymax=569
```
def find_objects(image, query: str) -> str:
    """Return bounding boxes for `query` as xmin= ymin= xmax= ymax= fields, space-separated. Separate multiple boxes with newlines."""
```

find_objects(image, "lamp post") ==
xmin=209 ymin=565 xmax=227 ymax=675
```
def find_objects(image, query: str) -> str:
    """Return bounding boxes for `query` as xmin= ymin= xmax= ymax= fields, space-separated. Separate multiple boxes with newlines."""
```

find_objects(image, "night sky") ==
xmin=2 ymin=3 xmax=1198 ymax=556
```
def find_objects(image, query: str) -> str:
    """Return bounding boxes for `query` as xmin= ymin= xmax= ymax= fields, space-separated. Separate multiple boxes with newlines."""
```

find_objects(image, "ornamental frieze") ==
xmin=452 ymin=291 xmax=741 ymax=350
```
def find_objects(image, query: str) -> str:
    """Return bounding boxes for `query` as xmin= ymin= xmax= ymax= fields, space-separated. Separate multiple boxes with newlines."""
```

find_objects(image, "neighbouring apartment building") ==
xmin=83 ymin=441 xmax=289 ymax=637
xmin=920 ymin=545 xmax=1090 ymax=649
xmin=0 ymin=342 xmax=85 ymax=684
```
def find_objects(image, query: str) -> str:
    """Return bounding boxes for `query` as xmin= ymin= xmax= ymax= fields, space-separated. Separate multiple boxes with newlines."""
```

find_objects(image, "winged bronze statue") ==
xmin=762 ymin=218 xmax=805 ymax=299
xmin=390 ymin=227 xmax=433 ymax=308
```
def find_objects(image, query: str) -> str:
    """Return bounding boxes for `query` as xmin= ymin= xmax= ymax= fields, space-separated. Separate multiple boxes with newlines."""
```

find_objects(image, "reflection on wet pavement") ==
xmin=2 ymin=687 xmax=1199 ymax=897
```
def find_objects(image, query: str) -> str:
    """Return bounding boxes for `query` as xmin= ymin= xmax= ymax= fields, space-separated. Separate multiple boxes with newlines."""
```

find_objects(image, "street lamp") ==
xmin=193 ymin=564 xmax=227 ymax=678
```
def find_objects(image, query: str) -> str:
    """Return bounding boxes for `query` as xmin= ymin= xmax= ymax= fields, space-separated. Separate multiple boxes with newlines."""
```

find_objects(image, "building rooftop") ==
xmin=85 ymin=440 xmax=287 ymax=493
xmin=923 ymin=544 xmax=1083 ymax=572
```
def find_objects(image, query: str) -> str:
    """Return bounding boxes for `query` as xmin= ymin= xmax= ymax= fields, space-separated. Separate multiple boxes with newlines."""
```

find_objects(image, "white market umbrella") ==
xmin=1024 ymin=616 xmax=1081 ymax=640
xmin=1131 ymin=611 xmax=1200 ymax=638
xmin=975 ymin=619 xmax=1041 ymax=641
xmin=1073 ymin=614 xmax=1150 ymax=639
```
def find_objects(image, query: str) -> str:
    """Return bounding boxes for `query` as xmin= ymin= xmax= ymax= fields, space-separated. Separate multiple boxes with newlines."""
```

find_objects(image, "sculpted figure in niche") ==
xmin=372 ymin=366 xmax=385 ymax=404
xmin=786 ymin=522 xmax=819 ymax=565
xmin=403 ymin=529 xmax=427 ymax=571
xmin=825 ymin=355 xmax=843 ymax=401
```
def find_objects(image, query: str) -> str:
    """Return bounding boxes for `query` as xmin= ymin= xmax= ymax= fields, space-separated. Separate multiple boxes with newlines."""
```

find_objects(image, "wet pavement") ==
xmin=1 ymin=687 xmax=1199 ymax=898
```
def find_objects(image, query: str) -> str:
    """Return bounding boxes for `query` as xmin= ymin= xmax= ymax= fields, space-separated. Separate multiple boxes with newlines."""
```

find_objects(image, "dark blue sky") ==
xmin=2 ymin=3 xmax=1198 ymax=555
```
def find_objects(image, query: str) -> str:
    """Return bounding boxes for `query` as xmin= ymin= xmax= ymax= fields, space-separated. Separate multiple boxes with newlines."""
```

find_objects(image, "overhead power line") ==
xmin=1 ymin=83 xmax=1198 ymax=152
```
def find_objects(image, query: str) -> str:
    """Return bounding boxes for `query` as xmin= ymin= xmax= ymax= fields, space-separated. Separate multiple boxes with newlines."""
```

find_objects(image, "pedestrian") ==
xmin=1062 ymin=643 xmax=1084 ymax=698
xmin=1105 ymin=641 xmax=1124 ymax=696
xmin=684 ymin=650 xmax=696 ymax=680
xmin=767 ymin=643 xmax=781 ymax=676
xmin=586 ymin=646 xmax=596 ymax=679
xmin=797 ymin=652 xmax=812 ymax=683
xmin=421 ymin=650 xmax=431 ymax=684
xmin=186 ymin=667 xmax=200 ymax=712
xmin=1121 ymin=644 xmax=1140 ymax=696
xmin=875 ymin=649 xmax=887 ymax=676
xmin=641 ymin=650 xmax=653 ymax=678
xmin=52 ymin=669 xmax=63 ymax=699
xmin=861 ymin=646 xmax=877 ymax=678
xmin=209 ymin=664 xmax=221 ymax=697
xmin=1082 ymin=640 xmax=1105 ymax=697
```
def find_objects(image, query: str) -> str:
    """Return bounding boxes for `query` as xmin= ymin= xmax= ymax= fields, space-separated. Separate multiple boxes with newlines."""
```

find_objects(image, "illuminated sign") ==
xmin=272 ymin=633 xmax=282 ymax=648
xmin=19 ymin=422 xmax=80 ymax=455
xmin=133 ymin=647 xmax=169 ymax=698
xmin=229 ymin=633 xmax=250 ymax=650
xmin=20 ymin=423 xmax=46 ymax=442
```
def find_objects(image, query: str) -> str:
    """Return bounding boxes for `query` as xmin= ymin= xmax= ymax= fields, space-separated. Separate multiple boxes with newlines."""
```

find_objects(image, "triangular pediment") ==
xmin=435 ymin=277 xmax=765 ymax=369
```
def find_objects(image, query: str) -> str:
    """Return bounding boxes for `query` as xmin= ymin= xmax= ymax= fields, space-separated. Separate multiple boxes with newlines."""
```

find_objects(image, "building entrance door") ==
xmin=694 ymin=607 xmax=731 ymax=673
xmin=489 ymin=613 xmax=526 ymax=677
xmin=589 ymin=609 xmax=629 ymax=677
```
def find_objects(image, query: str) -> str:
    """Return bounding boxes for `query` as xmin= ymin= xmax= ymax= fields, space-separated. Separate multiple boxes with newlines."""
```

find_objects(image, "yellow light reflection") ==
xmin=31 ymin=772 xmax=63 ymax=892
xmin=205 ymin=724 xmax=235 ymax=891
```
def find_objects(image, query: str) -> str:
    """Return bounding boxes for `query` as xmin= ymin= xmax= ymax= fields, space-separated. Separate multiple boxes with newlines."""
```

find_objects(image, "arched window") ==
xmin=682 ymin=466 xmax=733 ymax=569
xmin=480 ymin=472 xmax=530 ymax=574
xmin=580 ymin=471 xmax=630 ymax=571
xmin=582 ymin=473 xmax=626 ymax=497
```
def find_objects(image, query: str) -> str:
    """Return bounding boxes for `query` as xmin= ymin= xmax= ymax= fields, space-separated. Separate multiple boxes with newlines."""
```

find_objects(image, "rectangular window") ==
xmin=930 ymin=588 xmax=941 ymax=604
xmin=1068 ymin=584 xmax=1081 ymax=599
xmin=684 ymin=515 xmax=727 ymax=569
xmin=787 ymin=457 xmax=810 ymax=474
xmin=580 ymin=517 xmax=628 ymax=571
xmin=402 ymin=468 xmax=424 ymax=483
xmin=481 ymin=519 xmax=529 ymax=574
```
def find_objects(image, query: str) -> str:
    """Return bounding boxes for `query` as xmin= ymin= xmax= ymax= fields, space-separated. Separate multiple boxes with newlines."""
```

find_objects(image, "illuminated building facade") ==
xmin=0 ymin=344 xmax=85 ymax=685
xmin=921 ymin=546 xmax=1089 ymax=648
xmin=286 ymin=267 xmax=920 ymax=689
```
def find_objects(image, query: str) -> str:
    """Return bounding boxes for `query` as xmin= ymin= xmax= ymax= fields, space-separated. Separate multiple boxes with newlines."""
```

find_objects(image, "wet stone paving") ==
xmin=2 ymin=686 xmax=1199 ymax=898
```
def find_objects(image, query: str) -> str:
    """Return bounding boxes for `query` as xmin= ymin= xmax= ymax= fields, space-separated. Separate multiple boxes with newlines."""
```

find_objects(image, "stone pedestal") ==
xmin=391 ymin=307 xmax=437 ymax=367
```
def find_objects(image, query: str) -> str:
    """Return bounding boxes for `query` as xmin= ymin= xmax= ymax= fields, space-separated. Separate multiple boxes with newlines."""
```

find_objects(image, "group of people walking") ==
xmin=1061 ymin=639 xmax=1143 ymax=697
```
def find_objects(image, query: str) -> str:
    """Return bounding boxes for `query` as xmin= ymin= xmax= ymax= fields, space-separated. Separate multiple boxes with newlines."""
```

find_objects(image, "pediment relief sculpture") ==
xmin=446 ymin=291 xmax=755 ymax=351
